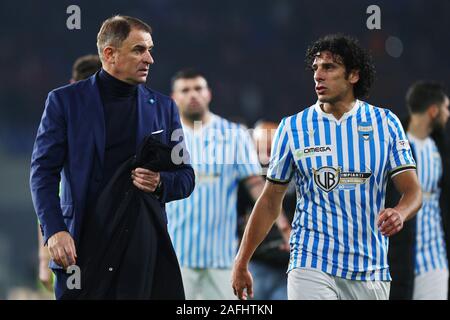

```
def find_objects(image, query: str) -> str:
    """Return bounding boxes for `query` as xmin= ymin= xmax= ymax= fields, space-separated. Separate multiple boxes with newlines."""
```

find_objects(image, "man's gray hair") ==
xmin=96 ymin=15 xmax=152 ymax=61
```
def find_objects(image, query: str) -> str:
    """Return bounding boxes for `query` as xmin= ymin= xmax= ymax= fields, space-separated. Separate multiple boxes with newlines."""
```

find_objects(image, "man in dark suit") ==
xmin=30 ymin=15 xmax=195 ymax=299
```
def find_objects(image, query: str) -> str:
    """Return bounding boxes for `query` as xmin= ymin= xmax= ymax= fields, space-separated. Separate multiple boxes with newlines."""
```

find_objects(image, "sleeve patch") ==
xmin=396 ymin=139 xmax=410 ymax=150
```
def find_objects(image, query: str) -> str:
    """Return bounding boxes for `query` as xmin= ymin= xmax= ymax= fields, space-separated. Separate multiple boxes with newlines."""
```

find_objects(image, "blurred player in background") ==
xmin=387 ymin=81 xmax=450 ymax=300
xmin=232 ymin=34 xmax=422 ymax=300
xmin=406 ymin=81 xmax=449 ymax=299
xmin=237 ymin=120 xmax=295 ymax=300
xmin=70 ymin=54 xmax=102 ymax=83
xmin=166 ymin=68 xmax=263 ymax=299
xmin=37 ymin=54 xmax=101 ymax=294
xmin=406 ymin=82 xmax=449 ymax=300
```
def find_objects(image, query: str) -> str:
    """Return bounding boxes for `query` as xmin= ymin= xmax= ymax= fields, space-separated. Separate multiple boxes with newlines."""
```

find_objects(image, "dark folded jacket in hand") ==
xmin=62 ymin=136 xmax=186 ymax=299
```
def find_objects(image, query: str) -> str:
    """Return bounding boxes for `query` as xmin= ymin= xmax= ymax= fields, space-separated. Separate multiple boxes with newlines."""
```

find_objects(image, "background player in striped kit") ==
xmin=406 ymin=81 xmax=449 ymax=299
xmin=166 ymin=68 xmax=264 ymax=299
xmin=237 ymin=120 xmax=295 ymax=300
xmin=232 ymin=34 xmax=423 ymax=300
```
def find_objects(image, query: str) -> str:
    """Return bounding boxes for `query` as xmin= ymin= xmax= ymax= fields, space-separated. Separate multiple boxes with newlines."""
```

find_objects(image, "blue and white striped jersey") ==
xmin=267 ymin=100 xmax=416 ymax=281
xmin=166 ymin=113 xmax=262 ymax=268
xmin=408 ymin=134 xmax=448 ymax=275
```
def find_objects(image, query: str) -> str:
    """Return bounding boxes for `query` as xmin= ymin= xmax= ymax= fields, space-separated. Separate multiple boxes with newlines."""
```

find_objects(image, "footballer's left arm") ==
xmin=378 ymin=169 xmax=422 ymax=237
xmin=244 ymin=175 xmax=291 ymax=247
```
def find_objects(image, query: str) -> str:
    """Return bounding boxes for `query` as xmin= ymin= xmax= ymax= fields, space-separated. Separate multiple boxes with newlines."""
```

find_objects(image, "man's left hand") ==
xmin=132 ymin=168 xmax=160 ymax=193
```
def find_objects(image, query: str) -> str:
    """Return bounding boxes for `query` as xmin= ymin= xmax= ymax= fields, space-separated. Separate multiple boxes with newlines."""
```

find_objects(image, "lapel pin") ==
xmin=149 ymin=98 xmax=155 ymax=104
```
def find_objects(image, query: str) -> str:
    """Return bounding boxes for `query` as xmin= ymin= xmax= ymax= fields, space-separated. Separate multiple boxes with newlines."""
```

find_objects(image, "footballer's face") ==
xmin=104 ymin=28 xmax=154 ymax=85
xmin=312 ymin=51 xmax=359 ymax=104
xmin=172 ymin=77 xmax=211 ymax=121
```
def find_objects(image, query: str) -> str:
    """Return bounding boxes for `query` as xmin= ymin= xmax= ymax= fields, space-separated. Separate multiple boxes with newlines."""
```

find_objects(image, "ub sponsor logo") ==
xmin=313 ymin=166 xmax=372 ymax=193
xmin=313 ymin=166 xmax=340 ymax=192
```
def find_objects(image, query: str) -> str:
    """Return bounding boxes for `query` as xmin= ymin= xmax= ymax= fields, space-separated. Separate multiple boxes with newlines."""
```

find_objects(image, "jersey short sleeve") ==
xmin=386 ymin=110 xmax=416 ymax=177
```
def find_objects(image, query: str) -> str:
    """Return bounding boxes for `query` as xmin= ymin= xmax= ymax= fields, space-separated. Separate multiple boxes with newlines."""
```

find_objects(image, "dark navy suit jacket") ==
xmin=30 ymin=74 xmax=195 ymax=269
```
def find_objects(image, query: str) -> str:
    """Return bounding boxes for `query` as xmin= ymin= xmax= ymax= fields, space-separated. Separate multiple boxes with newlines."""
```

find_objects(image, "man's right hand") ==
xmin=231 ymin=261 xmax=254 ymax=300
xmin=47 ymin=231 xmax=77 ymax=269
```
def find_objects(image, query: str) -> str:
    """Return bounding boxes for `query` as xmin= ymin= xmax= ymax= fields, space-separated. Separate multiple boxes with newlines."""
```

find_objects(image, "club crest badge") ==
xmin=358 ymin=122 xmax=373 ymax=141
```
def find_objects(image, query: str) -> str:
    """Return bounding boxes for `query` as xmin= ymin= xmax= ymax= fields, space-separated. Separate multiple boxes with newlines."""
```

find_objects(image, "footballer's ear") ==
xmin=427 ymin=104 xmax=440 ymax=119
xmin=348 ymin=69 xmax=360 ymax=85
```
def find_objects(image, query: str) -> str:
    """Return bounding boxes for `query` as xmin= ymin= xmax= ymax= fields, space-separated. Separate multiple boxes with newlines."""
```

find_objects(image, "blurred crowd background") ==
xmin=0 ymin=0 xmax=449 ymax=299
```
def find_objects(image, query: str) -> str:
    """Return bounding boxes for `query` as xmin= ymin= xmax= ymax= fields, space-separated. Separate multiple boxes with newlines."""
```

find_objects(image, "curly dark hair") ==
xmin=305 ymin=34 xmax=376 ymax=99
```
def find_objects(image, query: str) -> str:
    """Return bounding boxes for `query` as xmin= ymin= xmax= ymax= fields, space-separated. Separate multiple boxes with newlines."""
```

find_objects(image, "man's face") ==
xmin=107 ymin=28 xmax=154 ymax=85
xmin=432 ymin=96 xmax=450 ymax=130
xmin=172 ymin=77 xmax=211 ymax=121
xmin=312 ymin=51 xmax=359 ymax=103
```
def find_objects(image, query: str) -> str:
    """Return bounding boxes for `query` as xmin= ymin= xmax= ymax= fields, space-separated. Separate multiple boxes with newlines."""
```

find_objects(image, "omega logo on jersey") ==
xmin=295 ymin=145 xmax=333 ymax=159
xmin=195 ymin=172 xmax=221 ymax=183
xmin=305 ymin=146 xmax=332 ymax=153
xmin=313 ymin=166 xmax=372 ymax=193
